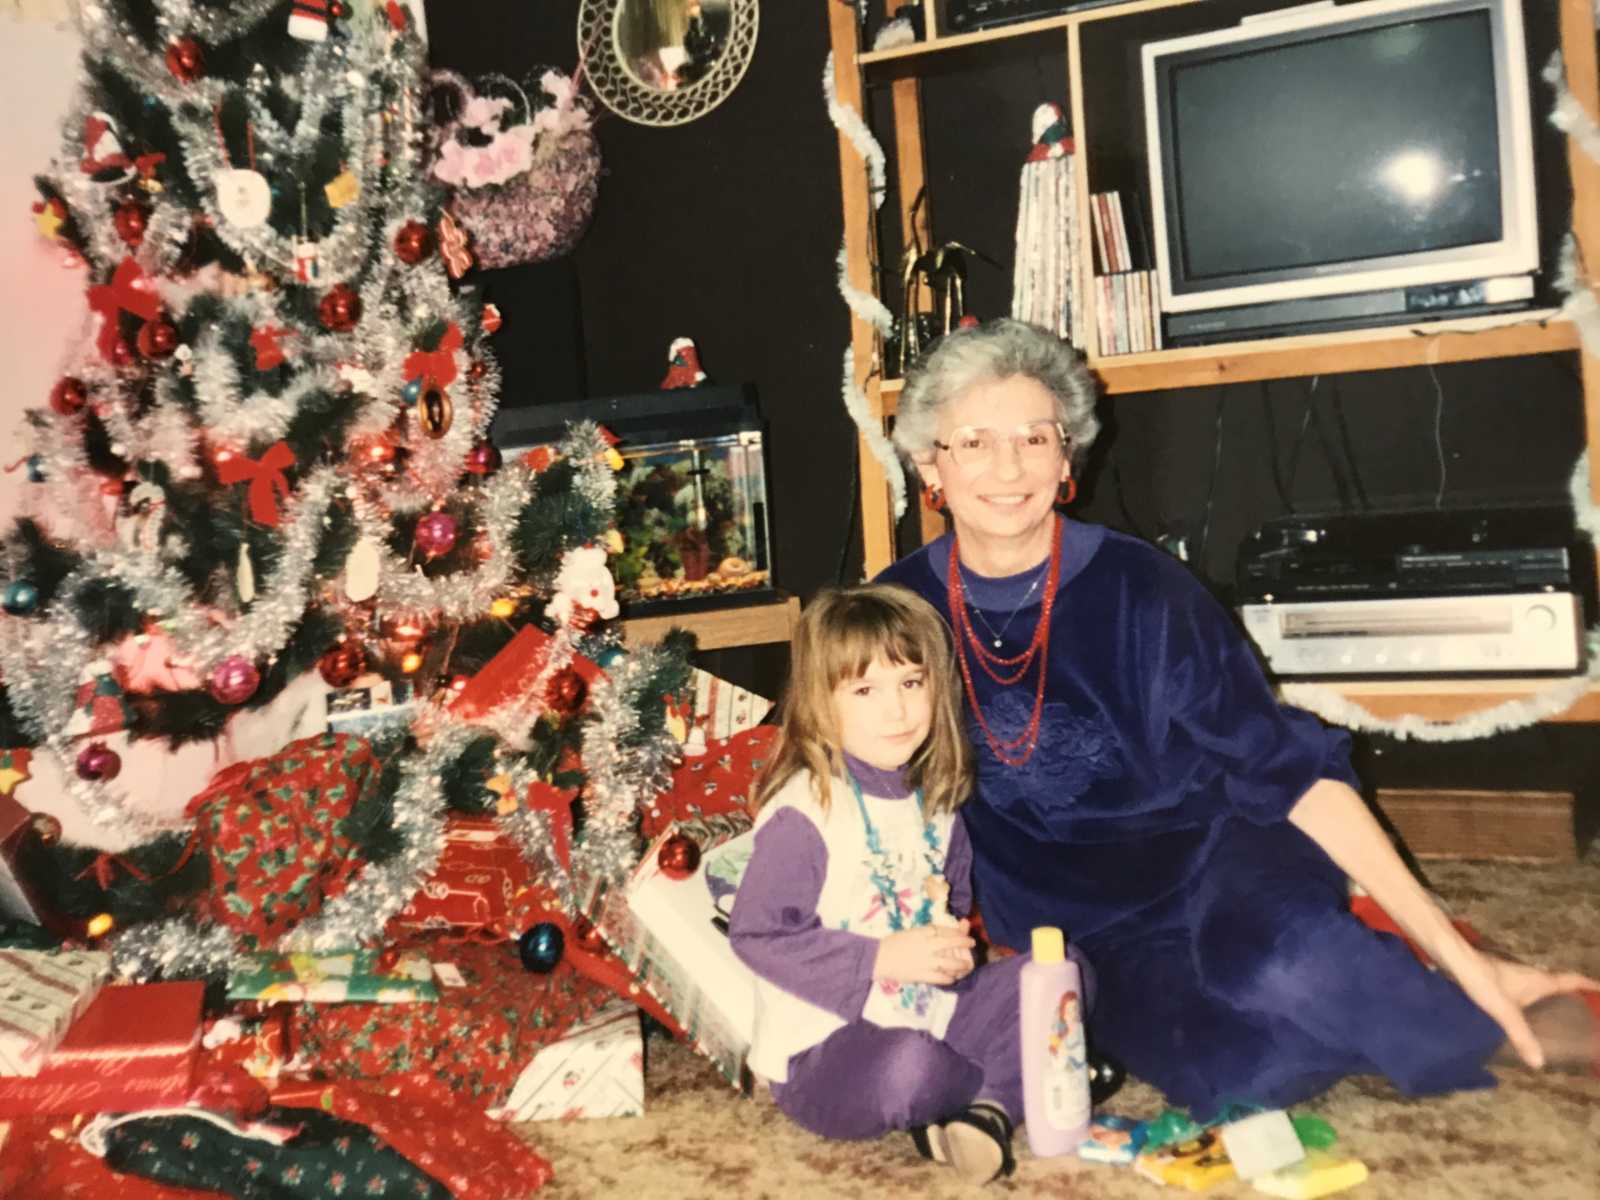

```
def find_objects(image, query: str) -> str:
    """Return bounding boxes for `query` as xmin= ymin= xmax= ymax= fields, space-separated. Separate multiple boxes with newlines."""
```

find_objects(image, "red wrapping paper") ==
xmin=0 ymin=980 xmax=203 ymax=1117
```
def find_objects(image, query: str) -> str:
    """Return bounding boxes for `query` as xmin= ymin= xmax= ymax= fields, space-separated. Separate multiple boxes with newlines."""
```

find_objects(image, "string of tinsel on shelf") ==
xmin=823 ymin=52 xmax=907 ymax=522
xmin=1281 ymin=20 xmax=1600 ymax=741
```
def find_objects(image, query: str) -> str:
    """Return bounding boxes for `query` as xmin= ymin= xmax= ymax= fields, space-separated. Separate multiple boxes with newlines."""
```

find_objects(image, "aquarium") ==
xmin=492 ymin=386 xmax=775 ymax=611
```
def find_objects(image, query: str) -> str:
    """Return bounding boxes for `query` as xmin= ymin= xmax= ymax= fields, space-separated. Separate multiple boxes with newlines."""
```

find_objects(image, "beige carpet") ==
xmin=524 ymin=857 xmax=1600 ymax=1199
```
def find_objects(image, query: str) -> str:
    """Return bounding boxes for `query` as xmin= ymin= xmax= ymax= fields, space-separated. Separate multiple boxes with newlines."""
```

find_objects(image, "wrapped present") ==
xmin=0 ymin=948 xmax=110 ymax=1076
xmin=668 ymin=669 xmax=773 ymax=748
xmin=450 ymin=624 xmax=604 ymax=733
xmin=1135 ymin=1127 xmax=1239 ymax=1191
xmin=583 ymin=821 xmax=757 ymax=1090
xmin=0 ymin=792 xmax=72 ymax=935
xmin=202 ymin=1009 xmax=299 ymax=1086
xmin=290 ymin=936 xmax=616 ymax=1107
xmin=65 ymin=660 xmax=133 ymax=739
xmin=0 ymin=980 xmax=204 ymax=1116
xmin=227 ymin=949 xmax=438 ymax=1004
xmin=388 ymin=811 xmax=561 ymax=939
xmin=490 ymin=999 xmax=644 ymax=1122
xmin=642 ymin=725 xmax=775 ymax=840
xmin=185 ymin=732 xmax=378 ymax=949
xmin=324 ymin=678 xmax=420 ymax=738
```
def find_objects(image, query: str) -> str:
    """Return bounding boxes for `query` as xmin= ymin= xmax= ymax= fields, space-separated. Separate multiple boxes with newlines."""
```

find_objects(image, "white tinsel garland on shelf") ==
xmin=823 ymin=53 xmax=907 ymax=522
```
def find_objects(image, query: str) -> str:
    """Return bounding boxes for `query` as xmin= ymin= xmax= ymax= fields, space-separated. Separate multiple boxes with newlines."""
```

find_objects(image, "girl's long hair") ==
xmin=752 ymin=583 xmax=971 ymax=816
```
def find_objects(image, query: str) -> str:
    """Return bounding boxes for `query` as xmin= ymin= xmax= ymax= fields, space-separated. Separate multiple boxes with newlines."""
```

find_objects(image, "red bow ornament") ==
xmin=80 ymin=114 xmax=130 ymax=175
xmin=217 ymin=441 xmax=297 ymax=527
xmin=403 ymin=322 xmax=463 ymax=391
xmin=87 ymin=257 xmax=162 ymax=362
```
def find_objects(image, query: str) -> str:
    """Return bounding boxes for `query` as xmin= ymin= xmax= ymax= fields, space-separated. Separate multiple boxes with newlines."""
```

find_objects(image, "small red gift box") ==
xmin=450 ymin=624 xmax=604 ymax=723
xmin=0 ymin=980 xmax=204 ymax=1116
xmin=389 ymin=815 xmax=538 ymax=938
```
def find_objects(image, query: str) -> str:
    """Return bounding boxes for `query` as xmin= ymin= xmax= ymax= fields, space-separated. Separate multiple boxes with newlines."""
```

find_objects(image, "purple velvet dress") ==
xmin=879 ymin=519 xmax=1503 ymax=1118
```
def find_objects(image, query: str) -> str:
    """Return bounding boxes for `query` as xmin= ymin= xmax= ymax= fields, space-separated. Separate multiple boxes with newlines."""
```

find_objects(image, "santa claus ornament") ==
xmin=660 ymin=337 xmax=708 ymax=389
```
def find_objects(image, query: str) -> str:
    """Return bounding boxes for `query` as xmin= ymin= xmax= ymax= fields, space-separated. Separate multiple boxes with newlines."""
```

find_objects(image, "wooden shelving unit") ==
xmin=620 ymin=593 xmax=801 ymax=651
xmin=826 ymin=0 xmax=1600 ymax=725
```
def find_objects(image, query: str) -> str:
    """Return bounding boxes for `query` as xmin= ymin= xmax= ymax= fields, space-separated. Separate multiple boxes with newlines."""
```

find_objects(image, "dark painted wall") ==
xmin=426 ymin=1 xmax=1595 ymax=846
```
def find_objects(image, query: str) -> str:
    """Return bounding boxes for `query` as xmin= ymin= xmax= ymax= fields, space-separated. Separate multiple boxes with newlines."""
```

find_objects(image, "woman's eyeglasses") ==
xmin=932 ymin=421 xmax=1066 ymax=469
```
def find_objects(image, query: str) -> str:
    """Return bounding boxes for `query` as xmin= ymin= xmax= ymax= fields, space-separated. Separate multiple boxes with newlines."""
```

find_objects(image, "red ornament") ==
xmin=136 ymin=316 xmax=179 ymax=359
xmin=393 ymin=220 xmax=433 ymax=265
xmin=50 ymin=376 xmax=88 ymax=416
xmin=318 ymin=284 xmax=362 ymax=332
xmin=113 ymin=201 xmax=148 ymax=248
xmin=657 ymin=833 xmax=701 ymax=881
xmin=467 ymin=360 xmax=487 ymax=382
xmin=414 ymin=510 xmax=459 ymax=558
xmin=75 ymin=741 xmax=122 ymax=782
xmin=109 ymin=336 xmax=137 ymax=368
xmin=543 ymin=667 xmax=588 ymax=717
xmin=465 ymin=442 xmax=501 ymax=476
xmin=164 ymin=37 xmax=204 ymax=83
xmin=481 ymin=303 xmax=502 ymax=334
xmin=330 ymin=1 xmax=347 ymax=16
xmin=208 ymin=654 xmax=260 ymax=705
xmin=318 ymin=641 xmax=365 ymax=688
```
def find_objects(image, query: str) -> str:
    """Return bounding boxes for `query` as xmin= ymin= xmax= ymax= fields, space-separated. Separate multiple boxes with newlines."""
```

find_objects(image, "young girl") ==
xmin=729 ymin=583 xmax=1092 ymax=1185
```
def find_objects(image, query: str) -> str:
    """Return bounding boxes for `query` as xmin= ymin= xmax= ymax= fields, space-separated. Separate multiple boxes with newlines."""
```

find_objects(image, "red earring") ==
xmin=923 ymin=484 xmax=946 ymax=512
xmin=1057 ymin=478 xmax=1077 ymax=506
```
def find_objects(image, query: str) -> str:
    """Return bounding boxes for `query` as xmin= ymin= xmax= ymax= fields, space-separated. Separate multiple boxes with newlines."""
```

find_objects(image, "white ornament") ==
xmin=237 ymin=544 xmax=256 ymax=605
xmin=345 ymin=536 xmax=381 ymax=602
xmin=287 ymin=0 xmax=331 ymax=42
xmin=215 ymin=168 xmax=272 ymax=228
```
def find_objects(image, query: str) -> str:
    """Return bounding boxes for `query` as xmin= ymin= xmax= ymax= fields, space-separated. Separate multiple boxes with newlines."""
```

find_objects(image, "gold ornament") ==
xmin=603 ymin=528 xmax=625 ymax=554
xmin=325 ymin=169 xmax=361 ymax=209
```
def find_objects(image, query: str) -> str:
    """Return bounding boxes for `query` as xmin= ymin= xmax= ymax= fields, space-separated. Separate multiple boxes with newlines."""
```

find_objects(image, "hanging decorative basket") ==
xmin=428 ymin=69 xmax=601 ymax=270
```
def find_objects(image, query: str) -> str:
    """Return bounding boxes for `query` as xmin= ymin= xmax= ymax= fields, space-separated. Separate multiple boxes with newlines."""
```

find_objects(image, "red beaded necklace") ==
xmin=946 ymin=514 xmax=1063 ymax=767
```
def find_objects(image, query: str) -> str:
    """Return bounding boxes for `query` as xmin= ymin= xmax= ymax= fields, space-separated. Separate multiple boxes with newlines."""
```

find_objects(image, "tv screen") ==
xmin=1143 ymin=0 xmax=1538 ymax=335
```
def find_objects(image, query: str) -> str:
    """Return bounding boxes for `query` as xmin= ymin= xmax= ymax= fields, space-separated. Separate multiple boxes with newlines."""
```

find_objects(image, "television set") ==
xmin=1141 ymin=0 xmax=1541 ymax=345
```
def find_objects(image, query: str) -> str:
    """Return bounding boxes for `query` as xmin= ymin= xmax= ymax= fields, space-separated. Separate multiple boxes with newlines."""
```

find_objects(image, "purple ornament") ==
xmin=209 ymin=655 xmax=261 ymax=705
xmin=415 ymin=511 xmax=459 ymax=558
xmin=76 ymin=741 xmax=122 ymax=782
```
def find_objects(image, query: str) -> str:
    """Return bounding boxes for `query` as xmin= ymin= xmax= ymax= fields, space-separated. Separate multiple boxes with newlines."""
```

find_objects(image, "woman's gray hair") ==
xmin=892 ymin=319 xmax=1099 ymax=466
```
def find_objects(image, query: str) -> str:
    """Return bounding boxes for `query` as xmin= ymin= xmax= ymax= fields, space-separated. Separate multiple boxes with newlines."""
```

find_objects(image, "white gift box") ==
xmin=579 ymin=824 xmax=757 ymax=1092
xmin=0 ymin=949 xmax=111 ymax=1076
xmin=491 ymin=1000 xmax=644 ymax=1122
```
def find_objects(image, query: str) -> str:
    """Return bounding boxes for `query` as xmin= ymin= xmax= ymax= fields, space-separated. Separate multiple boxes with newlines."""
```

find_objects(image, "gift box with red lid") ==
xmin=0 ymin=979 xmax=204 ymax=1116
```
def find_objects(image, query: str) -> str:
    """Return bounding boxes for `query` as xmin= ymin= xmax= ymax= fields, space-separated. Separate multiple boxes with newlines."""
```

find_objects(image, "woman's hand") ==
xmin=873 ymin=921 xmax=976 ymax=986
xmin=1443 ymin=948 xmax=1600 ymax=1070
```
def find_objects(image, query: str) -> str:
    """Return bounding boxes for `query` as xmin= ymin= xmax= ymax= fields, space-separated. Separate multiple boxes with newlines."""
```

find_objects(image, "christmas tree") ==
xmin=0 ymin=0 xmax=687 ymax=978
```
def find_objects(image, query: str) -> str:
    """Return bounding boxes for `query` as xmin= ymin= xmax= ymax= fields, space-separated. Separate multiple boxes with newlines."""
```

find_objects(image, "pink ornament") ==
xmin=208 ymin=655 xmax=260 ymax=705
xmin=415 ymin=511 xmax=459 ymax=558
xmin=76 ymin=741 xmax=122 ymax=782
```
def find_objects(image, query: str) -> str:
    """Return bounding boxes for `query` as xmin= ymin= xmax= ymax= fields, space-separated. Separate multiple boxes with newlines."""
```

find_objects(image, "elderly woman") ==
xmin=877 ymin=318 xmax=1599 ymax=1117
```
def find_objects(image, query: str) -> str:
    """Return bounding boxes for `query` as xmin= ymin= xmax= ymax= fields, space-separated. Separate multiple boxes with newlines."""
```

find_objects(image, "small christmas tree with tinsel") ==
xmin=0 ymin=0 xmax=688 ymax=978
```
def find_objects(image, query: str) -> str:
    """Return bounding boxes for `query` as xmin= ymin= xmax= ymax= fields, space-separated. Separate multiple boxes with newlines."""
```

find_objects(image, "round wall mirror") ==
xmin=578 ymin=0 xmax=758 ymax=127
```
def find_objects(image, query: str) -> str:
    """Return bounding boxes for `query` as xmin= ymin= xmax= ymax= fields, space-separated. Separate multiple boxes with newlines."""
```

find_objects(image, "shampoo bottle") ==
xmin=1019 ymin=925 xmax=1092 ymax=1156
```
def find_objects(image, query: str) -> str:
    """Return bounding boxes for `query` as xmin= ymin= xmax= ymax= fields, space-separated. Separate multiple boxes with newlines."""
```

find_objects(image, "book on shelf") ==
xmin=1094 ymin=268 xmax=1161 ymax=358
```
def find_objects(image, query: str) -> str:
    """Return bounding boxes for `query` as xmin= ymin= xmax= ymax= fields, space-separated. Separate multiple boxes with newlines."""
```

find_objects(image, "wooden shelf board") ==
xmin=858 ymin=14 xmax=1076 ymax=65
xmin=859 ymin=0 xmax=1196 ymax=68
xmin=621 ymin=594 xmax=800 ymax=651
xmin=1281 ymin=677 xmax=1600 ymax=723
xmin=1093 ymin=310 xmax=1577 ymax=394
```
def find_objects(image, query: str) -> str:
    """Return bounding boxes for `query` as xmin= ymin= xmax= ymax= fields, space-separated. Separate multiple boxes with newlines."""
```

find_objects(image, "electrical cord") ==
xmin=1194 ymin=386 xmax=1227 ymax=577
xmin=1329 ymin=375 xmax=1371 ymax=511
xmin=1428 ymin=363 xmax=1447 ymax=509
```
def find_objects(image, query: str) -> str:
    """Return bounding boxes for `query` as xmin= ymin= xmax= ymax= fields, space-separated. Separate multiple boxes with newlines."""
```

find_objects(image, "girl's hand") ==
xmin=873 ymin=921 xmax=976 ymax=986
xmin=1443 ymin=946 xmax=1600 ymax=1070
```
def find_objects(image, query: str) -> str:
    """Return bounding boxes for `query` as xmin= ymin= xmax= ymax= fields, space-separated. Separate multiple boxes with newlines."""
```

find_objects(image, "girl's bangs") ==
xmin=819 ymin=606 xmax=928 ymax=690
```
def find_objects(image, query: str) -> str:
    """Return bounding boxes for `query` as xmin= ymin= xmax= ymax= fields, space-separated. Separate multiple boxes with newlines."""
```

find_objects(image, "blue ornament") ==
xmin=402 ymin=377 xmax=422 ymax=404
xmin=25 ymin=455 xmax=45 ymax=483
xmin=518 ymin=922 xmax=565 ymax=973
xmin=3 ymin=580 xmax=40 ymax=616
